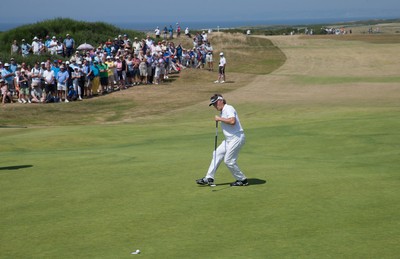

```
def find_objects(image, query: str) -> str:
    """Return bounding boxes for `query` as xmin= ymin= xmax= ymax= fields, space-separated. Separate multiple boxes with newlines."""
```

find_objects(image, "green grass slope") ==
xmin=1 ymin=32 xmax=400 ymax=258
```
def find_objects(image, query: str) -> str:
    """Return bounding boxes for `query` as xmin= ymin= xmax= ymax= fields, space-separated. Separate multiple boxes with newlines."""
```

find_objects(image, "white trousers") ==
xmin=206 ymin=133 xmax=246 ymax=181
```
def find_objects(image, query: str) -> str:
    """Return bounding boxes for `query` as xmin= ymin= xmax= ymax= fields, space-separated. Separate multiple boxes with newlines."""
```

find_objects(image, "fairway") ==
xmin=1 ymin=30 xmax=400 ymax=258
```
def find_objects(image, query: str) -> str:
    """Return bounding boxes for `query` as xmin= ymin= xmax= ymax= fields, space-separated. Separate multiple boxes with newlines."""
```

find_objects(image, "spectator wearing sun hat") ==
xmin=31 ymin=36 xmax=41 ymax=55
xmin=214 ymin=52 xmax=226 ymax=84
xmin=48 ymin=36 xmax=58 ymax=55
xmin=20 ymin=39 xmax=31 ymax=57
xmin=56 ymin=65 xmax=69 ymax=102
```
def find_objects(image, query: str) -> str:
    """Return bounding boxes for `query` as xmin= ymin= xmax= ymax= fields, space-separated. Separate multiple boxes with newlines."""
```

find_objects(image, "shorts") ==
xmin=100 ymin=77 xmax=108 ymax=86
xmin=20 ymin=87 xmax=30 ymax=95
xmin=117 ymin=70 xmax=123 ymax=80
xmin=133 ymin=68 xmax=140 ymax=78
xmin=147 ymin=67 xmax=153 ymax=76
xmin=154 ymin=67 xmax=161 ymax=78
xmin=57 ymin=82 xmax=67 ymax=91
xmin=219 ymin=66 xmax=225 ymax=75
xmin=45 ymin=83 xmax=56 ymax=93
xmin=126 ymin=70 xmax=134 ymax=78
xmin=206 ymin=54 xmax=213 ymax=62
xmin=140 ymin=67 xmax=147 ymax=77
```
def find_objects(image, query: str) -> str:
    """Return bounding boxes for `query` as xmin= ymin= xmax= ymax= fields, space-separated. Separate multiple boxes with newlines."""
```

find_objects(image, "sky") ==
xmin=1 ymin=0 xmax=399 ymax=26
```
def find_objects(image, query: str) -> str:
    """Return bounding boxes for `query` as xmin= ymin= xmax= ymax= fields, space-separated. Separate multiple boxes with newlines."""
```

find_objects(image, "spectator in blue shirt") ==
xmin=63 ymin=34 xmax=75 ymax=58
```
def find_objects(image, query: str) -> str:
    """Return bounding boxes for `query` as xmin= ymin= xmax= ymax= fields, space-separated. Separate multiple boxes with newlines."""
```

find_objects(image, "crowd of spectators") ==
xmin=1 ymin=27 xmax=216 ymax=105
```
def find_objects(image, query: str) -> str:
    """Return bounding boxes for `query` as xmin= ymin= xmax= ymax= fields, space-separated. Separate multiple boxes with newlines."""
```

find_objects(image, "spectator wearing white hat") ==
xmin=215 ymin=52 xmax=226 ymax=84
xmin=21 ymin=39 xmax=31 ymax=57
xmin=48 ymin=36 xmax=58 ymax=55
xmin=31 ymin=36 xmax=41 ymax=55
xmin=56 ymin=65 xmax=70 ymax=102
xmin=1 ymin=63 xmax=16 ymax=100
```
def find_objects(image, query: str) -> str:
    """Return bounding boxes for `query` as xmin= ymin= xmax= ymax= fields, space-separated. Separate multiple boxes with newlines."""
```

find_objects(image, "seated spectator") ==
xmin=1 ymin=79 xmax=13 ymax=104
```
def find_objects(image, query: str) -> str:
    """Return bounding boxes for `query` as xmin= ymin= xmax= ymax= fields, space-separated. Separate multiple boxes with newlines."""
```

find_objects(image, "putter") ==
xmin=210 ymin=121 xmax=218 ymax=187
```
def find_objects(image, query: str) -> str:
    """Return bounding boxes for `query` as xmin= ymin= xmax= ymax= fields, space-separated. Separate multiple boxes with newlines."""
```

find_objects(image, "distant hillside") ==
xmin=0 ymin=18 xmax=145 ymax=59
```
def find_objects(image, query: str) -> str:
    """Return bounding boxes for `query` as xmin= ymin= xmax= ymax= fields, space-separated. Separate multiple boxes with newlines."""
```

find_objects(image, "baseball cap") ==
xmin=209 ymin=94 xmax=223 ymax=106
xmin=220 ymin=52 xmax=224 ymax=56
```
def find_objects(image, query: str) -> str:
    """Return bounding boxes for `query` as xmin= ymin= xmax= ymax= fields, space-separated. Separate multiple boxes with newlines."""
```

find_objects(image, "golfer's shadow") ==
xmin=217 ymin=178 xmax=267 ymax=186
xmin=0 ymin=165 xmax=33 ymax=171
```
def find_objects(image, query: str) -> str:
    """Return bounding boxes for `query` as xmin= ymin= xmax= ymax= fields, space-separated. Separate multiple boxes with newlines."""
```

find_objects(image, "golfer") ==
xmin=196 ymin=94 xmax=248 ymax=186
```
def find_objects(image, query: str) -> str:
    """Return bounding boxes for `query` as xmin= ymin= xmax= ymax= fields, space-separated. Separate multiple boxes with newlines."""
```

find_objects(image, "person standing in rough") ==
xmin=214 ymin=52 xmax=226 ymax=83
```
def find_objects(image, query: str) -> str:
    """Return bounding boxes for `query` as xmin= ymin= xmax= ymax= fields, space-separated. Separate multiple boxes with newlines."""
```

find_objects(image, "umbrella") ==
xmin=77 ymin=43 xmax=94 ymax=51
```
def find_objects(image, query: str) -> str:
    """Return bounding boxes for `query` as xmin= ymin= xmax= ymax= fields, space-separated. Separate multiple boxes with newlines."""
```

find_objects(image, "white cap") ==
xmin=220 ymin=52 xmax=224 ymax=56
xmin=4 ymin=63 xmax=10 ymax=66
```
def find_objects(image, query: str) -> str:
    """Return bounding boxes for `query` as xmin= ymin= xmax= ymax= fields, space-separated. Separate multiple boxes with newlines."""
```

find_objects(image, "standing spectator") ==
xmin=88 ymin=60 xmax=100 ymax=95
xmin=145 ymin=35 xmax=153 ymax=49
xmin=81 ymin=59 xmax=91 ymax=97
xmin=132 ymin=37 xmax=141 ymax=56
xmin=31 ymin=36 xmax=41 ymax=55
xmin=9 ymin=58 xmax=18 ymax=73
xmin=56 ymin=65 xmax=69 ymax=102
xmin=71 ymin=66 xmax=82 ymax=100
xmin=1 ymin=63 xmax=15 ymax=95
xmin=105 ymin=56 xmax=116 ymax=92
xmin=201 ymin=31 xmax=208 ymax=42
xmin=185 ymin=27 xmax=191 ymax=38
xmin=114 ymin=57 xmax=124 ymax=90
xmin=169 ymin=25 xmax=174 ymax=39
xmin=44 ymin=35 xmax=51 ymax=50
xmin=132 ymin=54 xmax=140 ymax=85
xmin=145 ymin=50 xmax=154 ymax=84
xmin=205 ymin=42 xmax=214 ymax=71
xmin=63 ymin=34 xmax=75 ymax=58
xmin=56 ymin=39 xmax=64 ymax=56
xmin=18 ymin=70 xmax=30 ymax=103
xmin=48 ymin=36 xmax=58 ymax=55
xmin=20 ymin=39 xmax=31 ymax=57
xmin=176 ymin=43 xmax=183 ymax=64
xmin=125 ymin=55 xmax=134 ymax=86
xmin=43 ymin=64 xmax=56 ymax=100
xmin=11 ymin=40 xmax=20 ymax=55
xmin=215 ymin=52 xmax=226 ymax=83
xmin=163 ymin=26 xmax=168 ymax=40
xmin=139 ymin=57 xmax=148 ymax=84
xmin=155 ymin=27 xmax=160 ymax=38
xmin=176 ymin=23 xmax=181 ymax=37
xmin=98 ymin=61 xmax=108 ymax=94
xmin=30 ymin=62 xmax=43 ymax=102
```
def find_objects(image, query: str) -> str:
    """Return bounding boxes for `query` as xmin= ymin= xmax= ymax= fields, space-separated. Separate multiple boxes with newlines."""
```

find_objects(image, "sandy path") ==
xmin=228 ymin=35 xmax=400 ymax=105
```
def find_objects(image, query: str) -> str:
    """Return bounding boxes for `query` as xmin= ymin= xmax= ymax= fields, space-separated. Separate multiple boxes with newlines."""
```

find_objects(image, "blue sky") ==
xmin=1 ymin=0 xmax=399 ymax=24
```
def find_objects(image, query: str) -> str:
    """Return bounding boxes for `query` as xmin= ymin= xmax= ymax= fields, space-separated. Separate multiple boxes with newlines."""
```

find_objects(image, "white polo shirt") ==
xmin=220 ymin=104 xmax=244 ymax=139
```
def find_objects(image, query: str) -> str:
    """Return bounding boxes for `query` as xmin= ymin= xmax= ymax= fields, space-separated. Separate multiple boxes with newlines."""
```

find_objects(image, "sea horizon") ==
xmin=1 ymin=17 xmax=398 ymax=32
